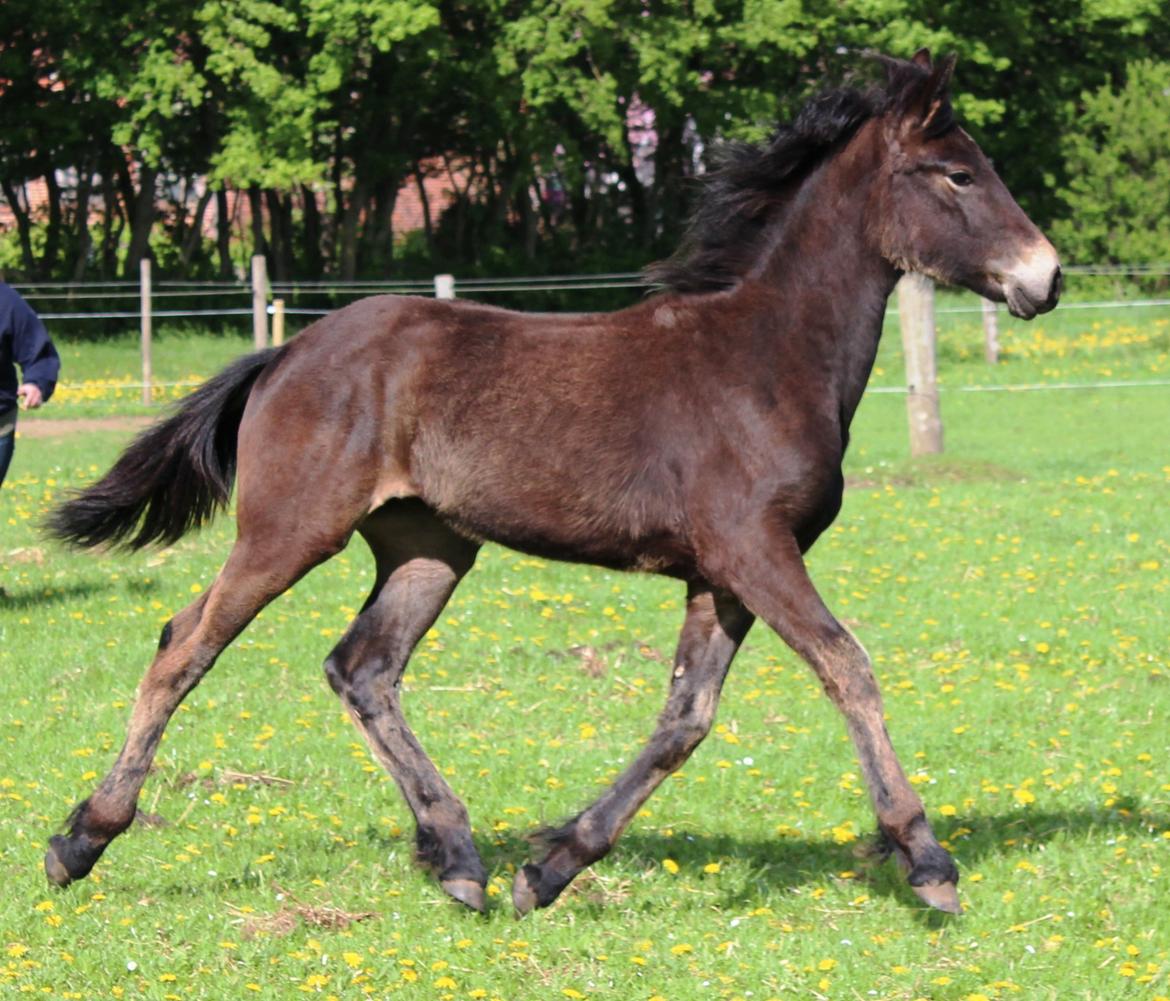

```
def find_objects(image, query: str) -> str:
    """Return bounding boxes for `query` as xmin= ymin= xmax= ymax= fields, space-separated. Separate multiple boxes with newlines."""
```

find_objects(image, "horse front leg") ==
xmin=513 ymin=583 xmax=753 ymax=913
xmin=707 ymin=527 xmax=961 ymax=913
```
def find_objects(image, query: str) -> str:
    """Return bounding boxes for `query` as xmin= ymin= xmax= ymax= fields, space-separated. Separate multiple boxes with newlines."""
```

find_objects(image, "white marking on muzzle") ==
xmin=1002 ymin=239 xmax=1060 ymax=302
xmin=992 ymin=238 xmax=1061 ymax=318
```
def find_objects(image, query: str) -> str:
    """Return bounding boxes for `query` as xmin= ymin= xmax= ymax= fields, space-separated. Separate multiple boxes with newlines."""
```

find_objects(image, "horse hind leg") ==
xmin=322 ymin=501 xmax=485 ymax=910
xmin=513 ymin=583 xmax=753 ymax=913
xmin=45 ymin=532 xmax=338 ymax=887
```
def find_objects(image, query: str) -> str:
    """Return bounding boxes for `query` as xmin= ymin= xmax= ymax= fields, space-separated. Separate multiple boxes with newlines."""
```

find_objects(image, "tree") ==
xmin=4 ymin=1 xmax=1170 ymax=284
xmin=1051 ymin=59 xmax=1170 ymax=268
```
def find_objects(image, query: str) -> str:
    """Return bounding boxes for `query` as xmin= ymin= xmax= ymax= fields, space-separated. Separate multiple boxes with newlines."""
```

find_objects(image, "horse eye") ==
xmin=947 ymin=170 xmax=974 ymax=188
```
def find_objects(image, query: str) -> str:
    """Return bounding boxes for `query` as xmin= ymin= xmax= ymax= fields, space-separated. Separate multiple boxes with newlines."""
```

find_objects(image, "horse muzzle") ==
xmin=998 ymin=240 xmax=1062 ymax=319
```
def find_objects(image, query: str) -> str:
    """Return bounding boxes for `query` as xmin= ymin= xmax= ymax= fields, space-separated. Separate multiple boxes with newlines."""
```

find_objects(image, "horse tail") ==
xmin=46 ymin=348 xmax=282 ymax=551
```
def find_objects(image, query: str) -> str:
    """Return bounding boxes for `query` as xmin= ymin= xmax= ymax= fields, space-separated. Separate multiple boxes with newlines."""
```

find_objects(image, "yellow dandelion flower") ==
xmin=831 ymin=822 xmax=857 ymax=844
xmin=662 ymin=858 xmax=679 ymax=874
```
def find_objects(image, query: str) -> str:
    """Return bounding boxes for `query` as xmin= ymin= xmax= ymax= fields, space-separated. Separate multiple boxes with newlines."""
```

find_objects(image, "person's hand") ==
xmin=17 ymin=383 xmax=43 ymax=409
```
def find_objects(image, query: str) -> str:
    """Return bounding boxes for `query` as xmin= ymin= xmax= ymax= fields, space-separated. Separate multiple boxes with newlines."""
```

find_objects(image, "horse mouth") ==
xmin=1005 ymin=286 xmax=1041 ymax=319
xmin=1002 ymin=266 xmax=1062 ymax=320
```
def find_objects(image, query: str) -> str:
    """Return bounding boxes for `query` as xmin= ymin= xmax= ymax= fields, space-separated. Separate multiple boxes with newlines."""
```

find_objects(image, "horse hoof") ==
xmin=512 ymin=865 xmax=540 ymax=916
xmin=911 ymin=880 xmax=962 ymax=914
xmin=441 ymin=878 xmax=486 ymax=913
xmin=44 ymin=839 xmax=74 ymax=888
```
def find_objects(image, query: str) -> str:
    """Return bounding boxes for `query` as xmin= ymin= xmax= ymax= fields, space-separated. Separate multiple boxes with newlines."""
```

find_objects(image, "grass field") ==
xmin=1 ymin=299 xmax=1168 ymax=1000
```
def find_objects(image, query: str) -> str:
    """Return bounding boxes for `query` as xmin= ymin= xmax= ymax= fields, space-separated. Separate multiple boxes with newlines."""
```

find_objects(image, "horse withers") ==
xmin=44 ymin=51 xmax=1059 ymax=916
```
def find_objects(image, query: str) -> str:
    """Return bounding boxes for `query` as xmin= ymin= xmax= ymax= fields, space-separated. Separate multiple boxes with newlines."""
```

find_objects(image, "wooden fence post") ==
xmin=434 ymin=274 xmax=455 ymax=299
xmin=251 ymin=255 xmax=268 ymax=349
xmin=272 ymin=298 xmax=285 ymax=346
xmin=981 ymin=297 xmax=1000 ymax=364
xmin=896 ymin=273 xmax=943 ymax=456
xmin=140 ymin=257 xmax=152 ymax=405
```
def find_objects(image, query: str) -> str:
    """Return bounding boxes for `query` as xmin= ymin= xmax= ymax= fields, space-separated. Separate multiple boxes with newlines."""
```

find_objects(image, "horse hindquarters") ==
xmin=45 ymin=358 xmax=379 ymax=886
xmin=46 ymin=529 xmax=343 ymax=886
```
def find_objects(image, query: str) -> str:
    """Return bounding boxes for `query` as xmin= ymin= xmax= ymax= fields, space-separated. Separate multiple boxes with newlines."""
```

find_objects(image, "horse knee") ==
xmin=323 ymin=652 xmax=347 ymax=698
xmin=658 ymin=703 xmax=717 ymax=769
xmin=156 ymin=592 xmax=209 ymax=653
xmin=324 ymin=644 xmax=397 ymax=726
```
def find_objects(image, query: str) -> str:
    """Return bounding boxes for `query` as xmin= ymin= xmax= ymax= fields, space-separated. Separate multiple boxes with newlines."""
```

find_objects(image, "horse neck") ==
xmin=746 ymin=121 xmax=899 ymax=429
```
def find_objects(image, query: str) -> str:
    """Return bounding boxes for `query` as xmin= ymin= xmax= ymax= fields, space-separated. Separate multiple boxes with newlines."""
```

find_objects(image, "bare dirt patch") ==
xmin=16 ymin=416 xmax=151 ymax=438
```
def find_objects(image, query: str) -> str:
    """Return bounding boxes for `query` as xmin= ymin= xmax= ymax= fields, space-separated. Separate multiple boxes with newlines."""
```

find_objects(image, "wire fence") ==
xmin=13 ymin=263 xmax=1170 ymax=324
xmin=11 ymin=262 xmax=1170 ymax=406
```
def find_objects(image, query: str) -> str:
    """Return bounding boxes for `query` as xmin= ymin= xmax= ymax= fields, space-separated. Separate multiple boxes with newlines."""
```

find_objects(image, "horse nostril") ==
xmin=1048 ymin=266 xmax=1063 ymax=305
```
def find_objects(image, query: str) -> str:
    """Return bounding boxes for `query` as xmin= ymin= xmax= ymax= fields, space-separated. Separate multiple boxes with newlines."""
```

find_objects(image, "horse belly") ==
xmin=414 ymin=441 xmax=693 ymax=574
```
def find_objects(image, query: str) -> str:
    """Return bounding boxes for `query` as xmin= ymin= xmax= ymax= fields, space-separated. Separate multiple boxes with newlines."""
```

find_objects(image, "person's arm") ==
xmin=10 ymin=293 xmax=59 ymax=409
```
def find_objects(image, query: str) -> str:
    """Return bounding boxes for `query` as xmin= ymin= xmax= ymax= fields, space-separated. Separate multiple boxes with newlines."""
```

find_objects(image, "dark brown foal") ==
xmin=45 ymin=50 xmax=1060 ymax=917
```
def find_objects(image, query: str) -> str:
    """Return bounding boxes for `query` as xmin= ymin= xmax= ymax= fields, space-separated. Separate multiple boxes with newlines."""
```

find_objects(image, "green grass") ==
xmin=1 ymin=310 xmax=1168 ymax=1000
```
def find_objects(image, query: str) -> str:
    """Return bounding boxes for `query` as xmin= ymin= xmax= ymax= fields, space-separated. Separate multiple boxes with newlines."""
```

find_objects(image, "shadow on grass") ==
xmin=69 ymin=800 xmax=1164 ymax=922
xmin=0 ymin=579 xmax=107 ymax=610
xmin=479 ymin=800 xmax=1166 ymax=921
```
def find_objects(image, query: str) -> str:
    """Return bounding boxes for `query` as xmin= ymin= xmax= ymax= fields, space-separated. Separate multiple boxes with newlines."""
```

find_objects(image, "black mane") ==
xmin=647 ymin=56 xmax=952 ymax=294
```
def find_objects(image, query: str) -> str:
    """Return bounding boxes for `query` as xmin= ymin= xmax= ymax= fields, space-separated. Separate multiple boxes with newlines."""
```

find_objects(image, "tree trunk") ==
xmin=329 ymin=124 xmax=346 ymax=274
xmin=414 ymin=167 xmax=435 ymax=259
xmin=179 ymin=187 xmax=213 ymax=269
xmin=100 ymin=167 xmax=124 ymax=279
xmin=441 ymin=153 xmax=473 ymax=261
xmin=172 ymin=177 xmax=191 ymax=252
xmin=361 ymin=177 xmax=397 ymax=274
xmin=0 ymin=180 xmax=36 ymax=275
xmin=264 ymin=189 xmax=287 ymax=282
xmin=619 ymin=122 xmax=649 ymax=250
xmin=42 ymin=168 xmax=63 ymax=278
xmin=300 ymin=184 xmax=324 ymax=278
xmin=247 ymin=187 xmax=267 ymax=263
xmin=123 ymin=163 xmax=158 ymax=277
xmin=215 ymin=188 xmax=233 ymax=278
xmin=70 ymin=167 xmax=95 ymax=282
xmin=338 ymin=179 xmax=369 ymax=281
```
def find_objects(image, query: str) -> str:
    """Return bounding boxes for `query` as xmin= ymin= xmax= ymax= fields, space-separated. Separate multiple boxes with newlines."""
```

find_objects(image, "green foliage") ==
xmin=2 ymin=2 xmax=1170 ymax=280
xmin=1052 ymin=59 xmax=1170 ymax=267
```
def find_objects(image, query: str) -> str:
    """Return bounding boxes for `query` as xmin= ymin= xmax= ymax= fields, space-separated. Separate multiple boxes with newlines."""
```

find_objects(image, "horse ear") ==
xmin=910 ymin=48 xmax=932 ymax=70
xmin=920 ymin=53 xmax=957 ymax=133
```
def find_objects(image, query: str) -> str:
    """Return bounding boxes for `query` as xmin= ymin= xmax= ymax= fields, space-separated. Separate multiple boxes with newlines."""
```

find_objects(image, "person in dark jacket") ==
xmin=1 ymin=281 xmax=61 ymax=491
